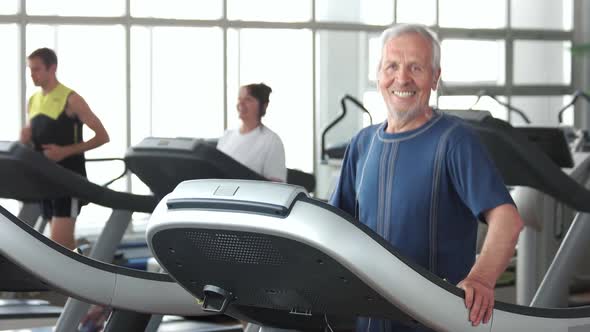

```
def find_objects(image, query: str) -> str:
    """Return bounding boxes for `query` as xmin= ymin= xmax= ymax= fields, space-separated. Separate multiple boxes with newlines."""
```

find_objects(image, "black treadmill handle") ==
xmin=86 ymin=157 xmax=128 ymax=187
xmin=491 ymin=96 xmax=531 ymax=124
xmin=558 ymin=90 xmax=590 ymax=123
xmin=471 ymin=90 xmax=531 ymax=124
xmin=320 ymin=94 xmax=373 ymax=162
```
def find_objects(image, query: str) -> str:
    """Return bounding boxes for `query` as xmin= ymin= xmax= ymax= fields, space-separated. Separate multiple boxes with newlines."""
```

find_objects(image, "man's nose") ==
xmin=395 ymin=67 xmax=411 ymax=83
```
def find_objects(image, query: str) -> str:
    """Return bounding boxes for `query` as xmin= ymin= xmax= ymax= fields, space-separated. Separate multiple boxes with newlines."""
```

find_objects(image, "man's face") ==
xmin=28 ymin=57 xmax=54 ymax=87
xmin=378 ymin=32 xmax=440 ymax=121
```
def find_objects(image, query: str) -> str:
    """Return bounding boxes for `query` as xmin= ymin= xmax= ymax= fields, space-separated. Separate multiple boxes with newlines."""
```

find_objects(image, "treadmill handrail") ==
xmin=470 ymin=90 xmax=531 ymax=124
xmin=1 ymin=143 xmax=156 ymax=213
xmin=320 ymin=94 xmax=373 ymax=162
xmin=0 ymin=204 xmax=205 ymax=316
xmin=557 ymin=90 xmax=590 ymax=123
xmin=86 ymin=157 xmax=128 ymax=187
xmin=298 ymin=197 xmax=590 ymax=319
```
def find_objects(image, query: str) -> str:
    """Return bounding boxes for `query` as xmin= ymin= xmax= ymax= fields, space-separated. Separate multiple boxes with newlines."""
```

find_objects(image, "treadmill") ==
xmin=145 ymin=179 xmax=590 ymax=332
xmin=0 ymin=141 xmax=158 ymax=331
xmin=125 ymin=137 xmax=316 ymax=198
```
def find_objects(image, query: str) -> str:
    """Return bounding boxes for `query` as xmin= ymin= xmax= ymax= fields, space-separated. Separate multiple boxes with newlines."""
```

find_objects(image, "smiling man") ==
xmin=329 ymin=24 xmax=523 ymax=332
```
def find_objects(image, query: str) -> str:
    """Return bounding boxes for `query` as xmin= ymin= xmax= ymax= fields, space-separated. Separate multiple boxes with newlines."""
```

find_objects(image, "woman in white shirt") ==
xmin=217 ymin=83 xmax=287 ymax=182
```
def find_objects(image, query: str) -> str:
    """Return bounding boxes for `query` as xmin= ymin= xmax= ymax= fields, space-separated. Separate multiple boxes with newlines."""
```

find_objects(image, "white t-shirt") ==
xmin=217 ymin=125 xmax=287 ymax=182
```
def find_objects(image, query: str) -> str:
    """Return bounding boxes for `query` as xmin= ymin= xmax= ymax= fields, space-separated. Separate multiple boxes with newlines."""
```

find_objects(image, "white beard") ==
xmin=387 ymin=105 xmax=425 ymax=127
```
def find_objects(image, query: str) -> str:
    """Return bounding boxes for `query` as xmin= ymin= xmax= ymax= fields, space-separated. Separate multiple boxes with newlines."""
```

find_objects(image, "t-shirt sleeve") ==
xmin=328 ymin=137 xmax=358 ymax=217
xmin=447 ymin=126 xmax=515 ymax=222
xmin=262 ymin=134 xmax=287 ymax=182
xmin=216 ymin=130 xmax=230 ymax=151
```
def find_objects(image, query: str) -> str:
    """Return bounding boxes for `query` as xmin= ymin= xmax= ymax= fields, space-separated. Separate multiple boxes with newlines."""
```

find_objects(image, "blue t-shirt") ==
xmin=329 ymin=111 xmax=514 ymax=332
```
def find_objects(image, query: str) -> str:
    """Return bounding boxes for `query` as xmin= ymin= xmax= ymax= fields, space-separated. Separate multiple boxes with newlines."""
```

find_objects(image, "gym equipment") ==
xmin=125 ymin=137 xmax=315 ymax=198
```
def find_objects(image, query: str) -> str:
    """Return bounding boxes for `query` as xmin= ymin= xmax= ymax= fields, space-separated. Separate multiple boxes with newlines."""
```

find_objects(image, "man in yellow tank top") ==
xmin=20 ymin=48 xmax=110 ymax=250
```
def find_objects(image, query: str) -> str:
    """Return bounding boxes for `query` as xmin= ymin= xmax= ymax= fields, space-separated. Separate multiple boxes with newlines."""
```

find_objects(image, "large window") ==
xmin=0 ymin=24 xmax=20 ymax=141
xmin=0 ymin=1 xmax=18 ymax=14
xmin=396 ymin=0 xmax=436 ymax=25
xmin=511 ymin=0 xmax=573 ymax=30
xmin=130 ymin=26 xmax=224 ymax=143
xmin=228 ymin=0 xmax=311 ymax=22
xmin=130 ymin=0 xmax=222 ymax=20
xmin=26 ymin=0 xmax=124 ymax=16
xmin=441 ymin=39 xmax=506 ymax=84
xmin=315 ymin=0 xmax=393 ymax=25
xmin=439 ymin=0 xmax=506 ymax=28
xmin=513 ymin=40 xmax=571 ymax=85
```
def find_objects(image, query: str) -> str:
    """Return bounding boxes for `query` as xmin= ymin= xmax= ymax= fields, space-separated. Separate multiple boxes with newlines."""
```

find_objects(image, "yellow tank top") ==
xmin=28 ymin=83 xmax=73 ymax=120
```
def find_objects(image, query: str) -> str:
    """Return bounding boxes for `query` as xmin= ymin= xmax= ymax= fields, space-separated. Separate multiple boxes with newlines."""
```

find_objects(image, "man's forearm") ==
xmin=467 ymin=204 xmax=523 ymax=286
xmin=65 ymin=134 xmax=109 ymax=157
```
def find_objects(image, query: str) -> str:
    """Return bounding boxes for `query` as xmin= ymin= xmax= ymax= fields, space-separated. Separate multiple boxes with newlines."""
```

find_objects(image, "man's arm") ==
xmin=20 ymin=124 xmax=32 ymax=145
xmin=20 ymin=100 xmax=32 ymax=145
xmin=458 ymin=203 xmax=523 ymax=326
xmin=42 ymin=92 xmax=110 ymax=161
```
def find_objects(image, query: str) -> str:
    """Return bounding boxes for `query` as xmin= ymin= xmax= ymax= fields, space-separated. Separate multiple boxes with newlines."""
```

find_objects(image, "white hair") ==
xmin=377 ymin=23 xmax=441 ymax=75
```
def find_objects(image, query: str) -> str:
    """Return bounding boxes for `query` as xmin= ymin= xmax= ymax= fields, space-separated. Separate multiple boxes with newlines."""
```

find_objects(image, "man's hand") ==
xmin=457 ymin=276 xmax=494 ymax=326
xmin=42 ymin=144 xmax=70 ymax=162
xmin=80 ymin=305 xmax=110 ymax=332
xmin=20 ymin=127 xmax=32 ymax=144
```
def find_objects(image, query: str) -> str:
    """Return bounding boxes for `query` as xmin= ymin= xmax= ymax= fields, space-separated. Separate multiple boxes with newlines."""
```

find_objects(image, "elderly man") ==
xmin=330 ymin=23 xmax=523 ymax=331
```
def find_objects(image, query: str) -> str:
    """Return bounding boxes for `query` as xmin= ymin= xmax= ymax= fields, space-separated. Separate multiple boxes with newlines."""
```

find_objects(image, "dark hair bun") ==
xmin=259 ymin=83 xmax=272 ymax=95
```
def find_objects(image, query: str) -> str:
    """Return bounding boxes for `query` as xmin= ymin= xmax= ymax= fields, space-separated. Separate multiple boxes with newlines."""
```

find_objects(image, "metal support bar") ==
xmin=54 ymin=209 xmax=133 ymax=332
xmin=103 ymin=309 xmax=151 ymax=332
xmin=531 ymin=212 xmax=590 ymax=307
xmin=17 ymin=202 xmax=41 ymax=229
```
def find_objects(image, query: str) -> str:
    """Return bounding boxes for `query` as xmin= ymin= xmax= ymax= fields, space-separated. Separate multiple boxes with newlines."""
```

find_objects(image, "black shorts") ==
xmin=41 ymin=197 xmax=81 ymax=219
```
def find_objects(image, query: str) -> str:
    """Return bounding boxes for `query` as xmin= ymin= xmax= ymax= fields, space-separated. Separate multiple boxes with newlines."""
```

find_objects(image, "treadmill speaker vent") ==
xmin=186 ymin=231 xmax=287 ymax=265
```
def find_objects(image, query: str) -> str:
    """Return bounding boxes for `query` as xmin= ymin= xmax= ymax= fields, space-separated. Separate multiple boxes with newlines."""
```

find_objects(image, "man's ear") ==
xmin=432 ymin=68 xmax=441 ymax=90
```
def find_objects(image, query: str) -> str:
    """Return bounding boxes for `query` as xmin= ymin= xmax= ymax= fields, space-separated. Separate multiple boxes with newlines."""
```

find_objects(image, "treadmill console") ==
xmin=133 ymin=137 xmax=201 ymax=152
xmin=515 ymin=127 xmax=574 ymax=168
xmin=165 ymin=179 xmax=306 ymax=217
xmin=442 ymin=111 xmax=575 ymax=169
xmin=126 ymin=137 xmax=267 ymax=198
